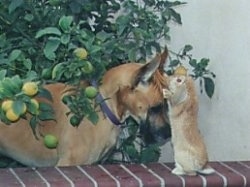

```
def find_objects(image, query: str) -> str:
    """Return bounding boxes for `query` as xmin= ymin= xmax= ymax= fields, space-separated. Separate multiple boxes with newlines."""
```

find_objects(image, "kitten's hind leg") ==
xmin=197 ymin=165 xmax=215 ymax=175
xmin=172 ymin=162 xmax=186 ymax=175
xmin=172 ymin=162 xmax=197 ymax=176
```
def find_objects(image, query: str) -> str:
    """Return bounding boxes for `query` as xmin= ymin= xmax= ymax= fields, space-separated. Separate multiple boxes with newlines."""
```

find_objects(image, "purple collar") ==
xmin=92 ymin=80 xmax=122 ymax=126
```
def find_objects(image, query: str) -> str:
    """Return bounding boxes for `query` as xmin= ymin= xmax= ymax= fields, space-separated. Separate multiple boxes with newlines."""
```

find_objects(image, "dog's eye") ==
xmin=138 ymin=105 xmax=143 ymax=109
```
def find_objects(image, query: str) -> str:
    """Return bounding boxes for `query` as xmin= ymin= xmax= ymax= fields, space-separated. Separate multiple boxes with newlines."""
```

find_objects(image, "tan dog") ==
xmin=0 ymin=50 xmax=171 ymax=167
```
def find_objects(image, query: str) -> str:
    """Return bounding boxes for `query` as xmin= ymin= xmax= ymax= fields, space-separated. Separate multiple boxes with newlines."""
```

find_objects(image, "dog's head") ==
xmin=112 ymin=48 xmax=171 ymax=145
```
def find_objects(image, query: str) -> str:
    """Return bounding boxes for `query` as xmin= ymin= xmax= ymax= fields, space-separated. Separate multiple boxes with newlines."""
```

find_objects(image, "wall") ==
xmin=160 ymin=0 xmax=250 ymax=162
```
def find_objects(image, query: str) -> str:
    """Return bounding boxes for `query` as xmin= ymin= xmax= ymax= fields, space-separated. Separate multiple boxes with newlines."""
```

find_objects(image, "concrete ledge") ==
xmin=0 ymin=161 xmax=249 ymax=186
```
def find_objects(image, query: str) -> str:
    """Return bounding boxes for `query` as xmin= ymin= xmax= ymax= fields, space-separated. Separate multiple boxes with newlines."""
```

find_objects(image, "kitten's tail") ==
xmin=197 ymin=165 xmax=215 ymax=175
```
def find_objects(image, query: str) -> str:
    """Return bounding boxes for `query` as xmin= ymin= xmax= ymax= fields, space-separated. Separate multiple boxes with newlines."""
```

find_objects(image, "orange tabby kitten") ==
xmin=163 ymin=75 xmax=214 ymax=176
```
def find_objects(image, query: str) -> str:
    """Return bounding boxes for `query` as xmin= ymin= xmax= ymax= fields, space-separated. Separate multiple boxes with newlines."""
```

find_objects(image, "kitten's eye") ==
xmin=177 ymin=78 xmax=182 ymax=83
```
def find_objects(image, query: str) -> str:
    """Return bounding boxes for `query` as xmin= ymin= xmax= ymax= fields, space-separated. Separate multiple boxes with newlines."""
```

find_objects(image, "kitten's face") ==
xmin=169 ymin=75 xmax=186 ymax=93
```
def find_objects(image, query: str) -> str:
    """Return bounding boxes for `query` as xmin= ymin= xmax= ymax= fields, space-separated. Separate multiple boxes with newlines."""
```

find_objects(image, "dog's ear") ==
xmin=159 ymin=46 xmax=169 ymax=73
xmin=132 ymin=54 xmax=161 ymax=87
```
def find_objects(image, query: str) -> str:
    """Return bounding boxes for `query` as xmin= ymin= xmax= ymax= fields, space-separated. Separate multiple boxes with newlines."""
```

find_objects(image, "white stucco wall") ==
xmin=160 ymin=0 xmax=250 ymax=162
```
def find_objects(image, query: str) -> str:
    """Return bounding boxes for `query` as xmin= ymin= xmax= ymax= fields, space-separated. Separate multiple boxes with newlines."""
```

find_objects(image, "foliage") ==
xmin=101 ymin=117 xmax=161 ymax=164
xmin=168 ymin=45 xmax=216 ymax=98
xmin=0 ymin=154 xmax=24 ymax=168
xmin=0 ymin=70 xmax=54 ymax=138
xmin=0 ymin=0 xmax=216 ymax=165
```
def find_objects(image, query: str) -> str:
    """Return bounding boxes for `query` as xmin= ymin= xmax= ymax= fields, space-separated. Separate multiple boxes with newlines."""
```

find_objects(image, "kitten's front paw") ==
xmin=162 ymin=88 xmax=173 ymax=99
xmin=171 ymin=167 xmax=185 ymax=175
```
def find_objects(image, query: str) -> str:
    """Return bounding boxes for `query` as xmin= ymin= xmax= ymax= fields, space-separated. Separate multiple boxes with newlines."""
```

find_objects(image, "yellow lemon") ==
xmin=22 ymin=82 xmax=38 ymax=96
xmin=44 ymin=134 xmax=58 ymax=149
xmin=73 ymin=48 xmax=88 ymax=60
xmin=30 ymin=98 xmax=39 ymax=110
xmin=6 ymin=109 xmax=19 ymax=122
xmin=1 ymin=100 xmax=13 ymax=112
xmin=174 ymin=65 xmax=187 ymax=76
xmin=20 ymin=103 xmax=27 ymax=115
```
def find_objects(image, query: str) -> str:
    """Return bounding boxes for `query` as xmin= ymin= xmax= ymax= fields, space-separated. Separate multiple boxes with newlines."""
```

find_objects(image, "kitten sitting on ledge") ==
xmin=163 ymin=74 xmax=215 ymax=176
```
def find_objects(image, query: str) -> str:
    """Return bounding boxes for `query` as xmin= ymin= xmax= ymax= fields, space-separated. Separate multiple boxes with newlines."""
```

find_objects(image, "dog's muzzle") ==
xmin=140 ymin=102 xmax=171 ymax=145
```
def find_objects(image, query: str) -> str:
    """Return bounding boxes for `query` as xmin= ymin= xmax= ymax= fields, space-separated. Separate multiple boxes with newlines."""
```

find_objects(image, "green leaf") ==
xmin=69 ymin=2 xmax=81 ymax=14
xmin=9 ymin=49 xmax=22 ymax=62
xmin=124 ymin=144 xmax=139 ymax=159
xmin=35 ymin=27 xmax=62 ymax=39
xmin=38 ymin=111 xmax=55 ymax=121
xmin=7 ymin=76 xmax=22 ymax=92
xmin=189 ymin=59 xmax=197 ymax=67
xmin=52 ymin=63 xmax=66 ymax=80
xmin=200 ymin=58 xmax=210 ymax=68
xmin=169 ymin=59 xmax=180 ymax=67
xmin=169 ymin=8 xmax=182 ymax=24
xmin=116 ymin=15 xmax=130 ymax=35
xmin=166 ymin=1 xmax=187 ymax=7
xmin=38 ymin=102 xmax=55 ymax=121
xmin=59 ymin=16 xmax=73 ymax=32
xmin=12 ymin=100 xmax=26 ymax=116
xmin=183 ymin=44 xmax=193 ymax=53
xmin=8 ymin=0 xmax=23 ymax=13
xmin=43 ymin=37 xmax=61 ymax=60
xmin=204 ymin=77 xmax=215 ymax=98
xmin=0 ymin=70 xmax=7 ymax=80
xmin=128 ymin=48 xmax=136 ymax=61
xmin=24 ymin=71 xmax=38 ymax=82
xmin=87 ymin=111 xmax=99 ymax=125
xmin=37 ymin=88 xmax=53 ymax=102
xmin=27 ymin=100 xmax=39 ymax=115
xmin=140 ymin=145 xmax=160 ymax=163
xmin=0 ymin=83 xmax=13 ymax=98
xmin=24 ymin=13 xmax=34 ymax=22
xmin=30 ymin=116 xmax=38 ymax=139
xmin=23 ymin=59 xmax=32 ymax=70
xmin=1 ymin=77 xmax=18 ymax=95
xmin=12 ymin=75 xmax=23 ymax=90
xmin=39 ymin=102 xmax=54 ymax=112
xmin=96 ymin=31 xmax=112 ymax=42
xmin=60 ymin=34 xmax=70 ymax=45
xmin=90 ymin=45 xmax=102 ymax=54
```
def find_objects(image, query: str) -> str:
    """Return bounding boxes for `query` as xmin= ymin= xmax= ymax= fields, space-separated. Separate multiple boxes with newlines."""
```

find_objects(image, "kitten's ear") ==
xmin=132 ymin=53 xmax=161 ymax=87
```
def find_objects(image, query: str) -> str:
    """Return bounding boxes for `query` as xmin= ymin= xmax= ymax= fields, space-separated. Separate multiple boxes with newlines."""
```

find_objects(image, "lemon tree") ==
xmin=0 ymin=70 xmax=54 ymax=137
xmin=0 ymin=0 xmax=216 ymax=165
